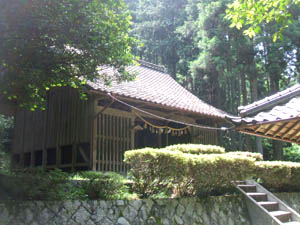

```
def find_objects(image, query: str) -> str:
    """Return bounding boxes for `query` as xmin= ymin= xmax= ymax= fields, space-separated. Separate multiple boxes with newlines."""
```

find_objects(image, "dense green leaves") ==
xmin=226 ymin=0 xmax=299 ymax=41
xmin=0 ymin=0 xmax=137 ymax=109
xmin=125 ymin=147 xmax=256 ymax=197
xmin=128 ymin=0 xmax=300 ymax=154
xmin=165 ymin=143 xmax=225 ymax=154
xmin=255 ymin=161 xmax=300 ymax=191
xmin=0 ymin=115 xmax=13 ymax=173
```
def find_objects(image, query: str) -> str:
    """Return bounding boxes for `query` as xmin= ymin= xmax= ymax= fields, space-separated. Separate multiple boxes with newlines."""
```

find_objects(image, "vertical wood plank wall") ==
xmin=12 ymin=87 xmax=93 ymax=170
xmin=11 ymin=88 xmax=219 ymax=172
xmin=94 ymin=107 xmax=135 ymax=173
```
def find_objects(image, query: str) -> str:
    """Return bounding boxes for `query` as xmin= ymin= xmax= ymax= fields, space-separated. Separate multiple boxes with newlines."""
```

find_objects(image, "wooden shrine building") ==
xmin=228 ymin=84 xmax=300 ymax=144
xmin=2 ymin=61 xmax=228 ymax=172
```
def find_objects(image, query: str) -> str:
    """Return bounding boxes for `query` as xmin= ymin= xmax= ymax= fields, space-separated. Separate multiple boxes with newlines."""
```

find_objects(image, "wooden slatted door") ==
xmin=96 ymin=113 xmax=132 ymax=173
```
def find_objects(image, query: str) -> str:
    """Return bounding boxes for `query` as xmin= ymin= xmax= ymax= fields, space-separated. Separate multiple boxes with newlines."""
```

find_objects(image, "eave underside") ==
xmin=236 ymin=117 xmax=300 ymax=144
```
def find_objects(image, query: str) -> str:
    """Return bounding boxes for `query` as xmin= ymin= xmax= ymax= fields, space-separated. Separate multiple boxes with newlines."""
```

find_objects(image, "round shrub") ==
xmin=78 ymin=171 xmax=128 ymax=200
xmin=165 ymin=144 xmax=225 ymax=155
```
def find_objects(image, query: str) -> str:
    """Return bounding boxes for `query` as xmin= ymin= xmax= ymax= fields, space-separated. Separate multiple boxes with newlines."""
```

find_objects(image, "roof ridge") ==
xmin=238 ymin=83 xmax=300 ymax=116
xmin=137 ymin=60 xmax=167 ymax=73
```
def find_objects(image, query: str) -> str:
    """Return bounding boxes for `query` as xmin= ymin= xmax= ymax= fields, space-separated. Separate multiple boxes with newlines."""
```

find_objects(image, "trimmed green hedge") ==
xmin=125 ymin=144 xmax=300 ymax=196
xmin=125 ymin=148 xmax=255 ymax=197
xmin=165 ymin=144 xmax=225 ymax=155
xmin=226 ymin=151 xmax=263 ymax=161
xmin=124 ymin=148 xmax=185 ymax=197
xmin=255 ymin=161 xmax=300 ymax=191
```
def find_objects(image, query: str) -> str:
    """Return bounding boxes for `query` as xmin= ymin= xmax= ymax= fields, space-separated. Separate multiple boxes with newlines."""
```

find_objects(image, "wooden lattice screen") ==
xmin=95 ymin=113 xmax=133 ymax=172
xmin=192 ymin=127 xmax=218 ymax=145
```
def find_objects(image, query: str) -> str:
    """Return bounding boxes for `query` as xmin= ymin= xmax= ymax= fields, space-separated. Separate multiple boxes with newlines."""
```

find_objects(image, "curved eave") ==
xmin=90 ymin=89 xmax=228 ymax=123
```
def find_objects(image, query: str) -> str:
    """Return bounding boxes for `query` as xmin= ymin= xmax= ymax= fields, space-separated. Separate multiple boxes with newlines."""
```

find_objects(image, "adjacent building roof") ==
xmin=87 ymin=60 xmax=227 ymax=119
xmin=228 ymin=84 xmax=300 ymax=144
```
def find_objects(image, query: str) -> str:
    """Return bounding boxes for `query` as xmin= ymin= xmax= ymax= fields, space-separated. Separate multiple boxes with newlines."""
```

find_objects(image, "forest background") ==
xmin=1 ymin=0 xmax=300 ymax=168
xmin=125 ymin=0 xmax=300 ymax=160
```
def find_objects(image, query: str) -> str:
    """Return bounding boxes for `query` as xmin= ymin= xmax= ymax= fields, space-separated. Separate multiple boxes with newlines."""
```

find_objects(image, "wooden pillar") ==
xmin=56 ymin=146 xmax=61 ymax=167
xmin=10 ymin=111 xmax=17 ymax=170
xmin=91 ymin=97 xmax=97 ymax=171
xmin=42 ymin=104 xmax=49 ymax=169
xmin=72 ymin=143 xmax=77 ymax=171
xmin=166 ymin=132 xmax=169 ymax=146
xmin=130 ymin=117 xmax=135 ymax=150
xmin=158 ymin=133 xmax=162 ymax=148
xmin=20 ymin=111 xmax=26 ymax=168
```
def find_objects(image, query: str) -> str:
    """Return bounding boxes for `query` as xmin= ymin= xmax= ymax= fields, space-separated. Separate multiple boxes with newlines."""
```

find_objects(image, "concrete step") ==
xmin=283 ymin=222 xmax=300 ymax=225
xmin=258 ymin=201 xmax=279 ymax=211
xmin=270 ymin=211 xmax=292 ymax=223
xmin=237 ymin=184 xmax=256 ymax=192
xmin=247 ymin=192 xmax=268 ymax=202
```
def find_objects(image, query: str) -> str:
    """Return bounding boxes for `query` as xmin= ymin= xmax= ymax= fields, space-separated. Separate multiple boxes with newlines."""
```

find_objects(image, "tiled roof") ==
xmin=232 ymin=97 xmax=300 ymax=124
xmin=229 ymin=83 xmax=300 ymax=125
xmin=87 ymin=61 xmax=227 ymax=119
xmin=238 ymin=84 xmax=300 ymax=117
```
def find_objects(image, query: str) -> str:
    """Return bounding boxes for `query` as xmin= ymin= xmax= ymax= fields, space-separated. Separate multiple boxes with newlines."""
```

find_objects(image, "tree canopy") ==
xmin=0 ymin=0 xmax=136 ymax=110
xmin=226 ymin=0 xmax=300 ymax=41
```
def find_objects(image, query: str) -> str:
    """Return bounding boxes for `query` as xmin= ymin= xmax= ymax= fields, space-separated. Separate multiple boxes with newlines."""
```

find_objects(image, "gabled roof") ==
xmin=228 ymin=83 xmax=300 ymax=144
xmin=87 ymin=61 xmax=227 ymax=119
xmin=231 ymin=84 xmax=300 ymax=124
xmin=238 ymin=84 xmax=300 ymax=117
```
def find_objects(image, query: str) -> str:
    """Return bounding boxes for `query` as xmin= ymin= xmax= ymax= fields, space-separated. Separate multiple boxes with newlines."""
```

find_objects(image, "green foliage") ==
xmin=0 ymin=116 xmax=14 ymax=173
xmin=128 ymin=0 xmax=189 ymax=78
xmin=78 ymin=171 xmax=128 ymax=200
xmin=190 ymin=154 xmax=255 ymax=196
xmin=6 ymin=169 xmax=84 ymax=200
xmin=283 ymin=144 xmax=300 ymax=162
xmin=125 ymin=148 xmax=185 ymax=198
xmin=2 ymin=169 xmax=132 ymax=200
xmin=226 ymin=151 xmax=263 ymax=161
xmin=165 ymin=144 xmax=225 ymax=154
xmin=125 ymin=147 xmax=255 ymax=197
xmin=0 ymin=0 xmax=137 ymax=109
xmin=255 ymin=161 xmax=300 ymax=191
xmin=226 ymin=0 xmax=298 ymax=41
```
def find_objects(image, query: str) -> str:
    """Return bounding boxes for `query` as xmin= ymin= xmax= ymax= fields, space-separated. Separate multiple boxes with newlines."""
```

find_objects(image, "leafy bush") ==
xmin=0 ymin=115 xmax=14 ymax=174
xmin=78 ymin=171 xmax=128 ymax=200
xmin=125 ymin=148 xmax=255 ymax=197
xmin=185 ymin=154 xmax=255 ymax=196
xmin=124 ymin=148 xmax=186 ymax=198
xmin=283 ymin=144 xmax=300 ymax=162
xmin=226 ymin=151 xmax=263 ymax=161
xmin=1 ymin=169 xmax=132 ymax=200
xmin=165 ymin=144 xmax=225 ymax=155
xmin=255 ymin=161 xmax=300 ymax=191
xmin=3 ymin=168 xmax=83 ymax=200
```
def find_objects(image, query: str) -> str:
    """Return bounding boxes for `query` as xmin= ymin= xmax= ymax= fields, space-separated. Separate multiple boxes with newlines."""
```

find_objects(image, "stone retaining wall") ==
xmin=276 ymin=192 xmax=300 ymax=213
xmin=0 ymin=195 xmax=251 ymax=225
xmin=1 ymin=193 xmax=300 ymax=225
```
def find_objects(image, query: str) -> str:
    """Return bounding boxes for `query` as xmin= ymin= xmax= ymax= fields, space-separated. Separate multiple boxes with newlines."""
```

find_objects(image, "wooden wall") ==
xmin=12 ymin=87 xmax=93 ymax=170
xmin=11 ymin=89 xmax=219 ymax=172
xmin=93 ymin=106 xmax=135 ymax=173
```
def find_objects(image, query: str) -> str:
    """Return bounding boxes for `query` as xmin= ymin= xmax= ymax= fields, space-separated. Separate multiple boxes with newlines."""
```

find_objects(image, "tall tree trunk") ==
xmin=270 ymin=74 xmax=283 ymax=160
xmin=250 ymin=78 xmax=263 ymax=155
xmin=240 ymin=73 xmax=248 ymax=106
xmin=240 ymin=73 xmax=252 ymax=151
xmin=272 ymin=139 xmax=283 ymax=160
